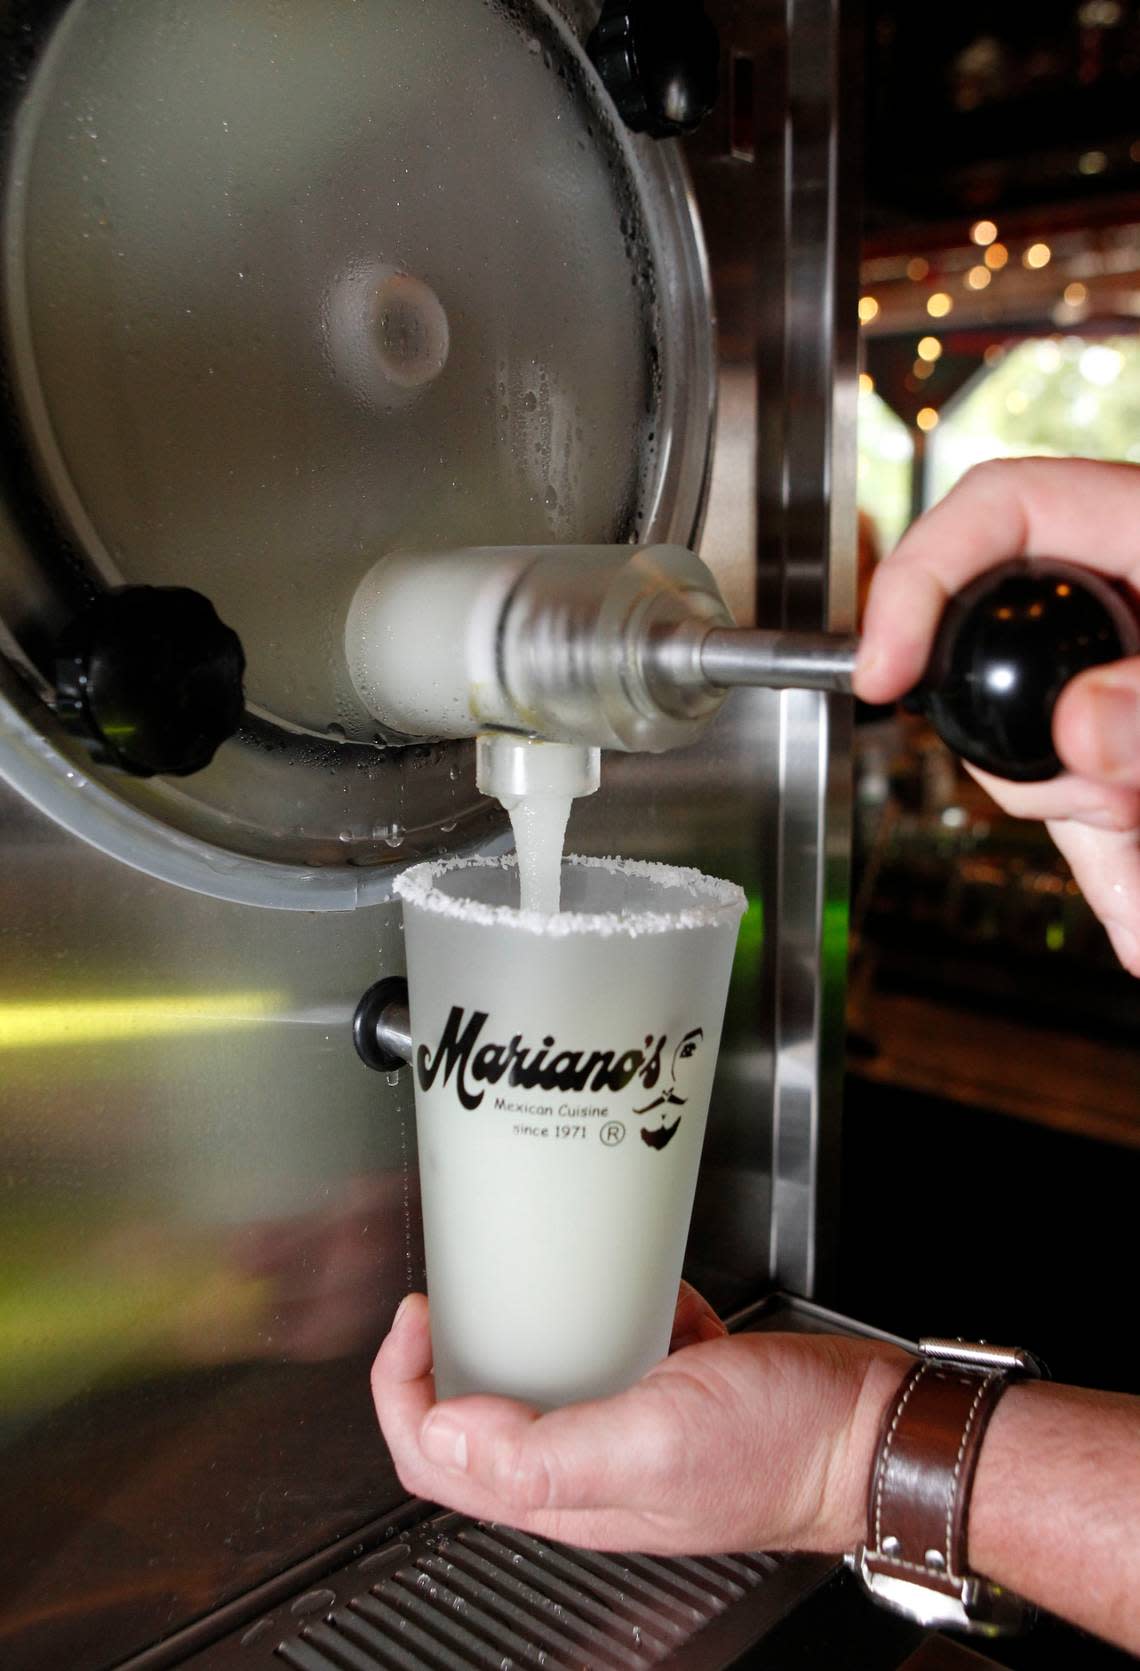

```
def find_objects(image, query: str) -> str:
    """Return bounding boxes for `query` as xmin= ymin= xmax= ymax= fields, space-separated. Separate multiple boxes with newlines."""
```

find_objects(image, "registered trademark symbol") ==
xmin=600 ymin=1121 xmax=626 ymax=1147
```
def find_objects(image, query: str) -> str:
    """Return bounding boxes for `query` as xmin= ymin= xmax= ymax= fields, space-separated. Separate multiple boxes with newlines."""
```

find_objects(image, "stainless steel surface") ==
xmin=0 ymin=0 xmax=715 ymax=892
xmin=698 ymin=628 xmax=859 ymax=694
xmin=0 ymin=5 xmax=860 ymax=1671
xmin=0 ymin=786 xmax=426 ymax=1671
xmin=164 ymin=1512 xmax=832 ymax=1671
xmin=0 ymin=2 xmax=722 ymax=1662
xmin=755 ymin=0 xmax=859 ymax=1299
xmin=575 ymin=0 xmax=860 ymax=1304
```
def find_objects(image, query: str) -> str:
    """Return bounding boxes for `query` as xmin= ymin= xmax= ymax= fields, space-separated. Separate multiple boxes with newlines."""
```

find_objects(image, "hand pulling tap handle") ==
xmin=665 ymin=559 xmax=1140 ymax=784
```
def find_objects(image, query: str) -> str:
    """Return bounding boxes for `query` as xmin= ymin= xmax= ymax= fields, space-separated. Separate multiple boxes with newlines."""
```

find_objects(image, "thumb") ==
xmin=1054 ymin=658 xmax=1140 ymax=789
xmin=417 ymin=1373 xmax=695 ymax=1518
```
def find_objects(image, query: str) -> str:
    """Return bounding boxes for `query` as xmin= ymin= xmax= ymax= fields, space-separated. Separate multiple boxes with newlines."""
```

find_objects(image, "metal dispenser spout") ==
xmin=345 ymin=543 xmax=735 ymax=755
xmin=346 ymin=545 xmax=1140 ymax=784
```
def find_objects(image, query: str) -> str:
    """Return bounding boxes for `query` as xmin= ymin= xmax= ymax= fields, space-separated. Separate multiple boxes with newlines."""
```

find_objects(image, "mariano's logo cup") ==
xmin=394 ymin=854 xmax=745 ymax=1410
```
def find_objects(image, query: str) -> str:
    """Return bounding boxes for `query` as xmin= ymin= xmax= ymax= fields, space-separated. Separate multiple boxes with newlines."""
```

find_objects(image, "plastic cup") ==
xmin=394 ymin=854 xmax=746 ymax=1409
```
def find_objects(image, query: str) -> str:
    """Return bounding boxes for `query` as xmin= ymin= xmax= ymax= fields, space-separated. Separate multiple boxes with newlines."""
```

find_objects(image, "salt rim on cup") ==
xmin=393 ymin=853 xmax=747 ymax=939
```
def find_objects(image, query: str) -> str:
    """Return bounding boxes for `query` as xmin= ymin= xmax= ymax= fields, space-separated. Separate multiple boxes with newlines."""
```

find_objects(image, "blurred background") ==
xmin=842 ymin=0 xmax=1140 ymax=1417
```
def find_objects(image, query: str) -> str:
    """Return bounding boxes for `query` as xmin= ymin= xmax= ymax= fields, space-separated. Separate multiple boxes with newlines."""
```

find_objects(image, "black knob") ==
xmin=353 ymin=977 xmax=412 ymax=1073
xmin=586 ymin=0 xmax=719 ymax=139
xmin=909 ymin=559 xmax=1140 ymax=782
xmin=55 ymin=585 xmax=245 ymax=777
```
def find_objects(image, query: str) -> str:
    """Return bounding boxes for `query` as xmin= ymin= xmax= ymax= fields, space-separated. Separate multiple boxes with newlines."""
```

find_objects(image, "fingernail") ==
xmin=392 ymin=1294 xmax=413 ymax=1331
xmin=420 ymin=1412 xmax=469 ymax=1472
xmin=697 ymin=1314 xmax=726 ymax=1341
xmin=1087 ymin=680 xmax=1140 ymax=777
xmin=672 ymin=1332 xmax=700 ymax=1352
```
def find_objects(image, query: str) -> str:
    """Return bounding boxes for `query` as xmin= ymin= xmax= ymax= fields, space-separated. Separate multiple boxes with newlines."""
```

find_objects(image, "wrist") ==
xmin=819 ymin=1344 xmax=916 ymax=1553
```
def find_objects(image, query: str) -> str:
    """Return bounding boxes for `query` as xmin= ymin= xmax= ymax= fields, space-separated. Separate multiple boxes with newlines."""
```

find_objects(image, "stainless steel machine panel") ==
xmin=0 ymin=787 xmax=419 ymax=1670
xmin=0 ymin=2 xmax=858 ymax=1668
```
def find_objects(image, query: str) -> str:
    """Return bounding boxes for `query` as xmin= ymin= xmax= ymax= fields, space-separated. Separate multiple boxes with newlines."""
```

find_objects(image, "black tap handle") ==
xmin=586 ymin=0 xmax=719 ymax=139
xmin=908 ymin=559 xmax=1140 ymax=782
xmin=55 ymin=585 xmax=246 ymax=777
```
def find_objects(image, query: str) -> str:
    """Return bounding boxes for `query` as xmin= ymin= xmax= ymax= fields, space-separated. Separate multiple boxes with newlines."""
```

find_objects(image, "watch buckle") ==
xmin=848 ymin=1547 xmax=1032 ymax=1637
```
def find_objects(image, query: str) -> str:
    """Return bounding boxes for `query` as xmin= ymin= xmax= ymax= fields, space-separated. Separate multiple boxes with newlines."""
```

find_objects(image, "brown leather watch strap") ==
xmin=863 ymin=1357 xmax=1007 ymax=1600
xmin=851 ymin=1340 xmax=1041 ymax=1633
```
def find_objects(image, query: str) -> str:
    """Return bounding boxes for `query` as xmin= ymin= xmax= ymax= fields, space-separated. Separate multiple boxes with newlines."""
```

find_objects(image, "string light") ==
xmin=966 ymin=265 xmax=992 ymax=289
xmin=858 ymin=294 xmax=880 ymax=323
xmin=984 ymin=242 xmax=1009 ymax=270
xmin=858 ymin=371 xmax=875 ymax=393
xmin=970 ymin=219 xmax=998 ymax=246
xmin=906 ymin=256 xmax=930 ymax=281
xmin=1063 ymin=281 xmax=1089 ymax=306
xmin=913 ymin=358 xmax=934 ymax=379
xmin=1078 ymin=150 xmax=1108 ymax=175
xmin=917 ymin=335 xmax=942 ymax=361
xmin=926 ymin=292 xmax=953 ymax=318
xmin=916 ymin=407 xmax=939 ymax=431
xmin=1024 ymin=243 xmax=1052 ymax=269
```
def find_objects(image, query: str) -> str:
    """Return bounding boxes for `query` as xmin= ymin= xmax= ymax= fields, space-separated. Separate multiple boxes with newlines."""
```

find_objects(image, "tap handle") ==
xmin=55 ymin=585 xmax=246 ymax=777
xmin=586 ymin=0 xmax=719 ymax=139
xmin=909 ymin=559 xmax=1140 ymax=782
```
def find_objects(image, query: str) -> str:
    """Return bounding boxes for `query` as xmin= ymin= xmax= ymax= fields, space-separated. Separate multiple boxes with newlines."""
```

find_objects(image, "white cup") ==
xmin=394 ymin=854 xmax=746 ymax=1409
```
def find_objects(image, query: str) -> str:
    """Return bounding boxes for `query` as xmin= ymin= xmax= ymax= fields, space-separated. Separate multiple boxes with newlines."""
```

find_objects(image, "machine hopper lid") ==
xmin=0 ymin=0 xmax=713 ymax=904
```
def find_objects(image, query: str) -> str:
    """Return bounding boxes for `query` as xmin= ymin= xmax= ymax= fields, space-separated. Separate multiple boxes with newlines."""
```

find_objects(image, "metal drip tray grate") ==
xmin=189 ymin=1510 xmax=833 ymax=1671
xmin=278 ymin=1523 xmax=776 ymax=1669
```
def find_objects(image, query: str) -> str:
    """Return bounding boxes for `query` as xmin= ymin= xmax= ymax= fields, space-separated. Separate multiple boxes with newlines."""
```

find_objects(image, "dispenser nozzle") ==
xmin=475 ymin=734 xmax=601 ymax=804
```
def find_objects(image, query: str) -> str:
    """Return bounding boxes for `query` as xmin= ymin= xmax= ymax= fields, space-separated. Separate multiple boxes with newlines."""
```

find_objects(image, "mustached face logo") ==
xmin=635 ymin=1027 xmax=704 ymax=1149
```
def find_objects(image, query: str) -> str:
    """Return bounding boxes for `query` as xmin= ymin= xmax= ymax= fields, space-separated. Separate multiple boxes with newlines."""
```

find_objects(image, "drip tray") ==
xmin=187 ymin=1514 xmax=834 ymax=1671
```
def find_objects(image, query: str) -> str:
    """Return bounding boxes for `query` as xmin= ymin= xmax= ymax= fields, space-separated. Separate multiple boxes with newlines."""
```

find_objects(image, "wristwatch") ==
xmin=848 ymin=1337 xmax=1045 ymax=1636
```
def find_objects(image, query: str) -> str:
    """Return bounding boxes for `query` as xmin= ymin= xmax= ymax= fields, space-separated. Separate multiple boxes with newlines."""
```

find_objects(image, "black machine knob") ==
xmin=911 ymin=559 xmax=1140 ymax=782
xmin=352 ymin=977 xmax=412 ymax=1073
xmin=586 ymin=0 xmax=719 ymax=139
xmin=55 ymin=585 xmax=246 ymax=777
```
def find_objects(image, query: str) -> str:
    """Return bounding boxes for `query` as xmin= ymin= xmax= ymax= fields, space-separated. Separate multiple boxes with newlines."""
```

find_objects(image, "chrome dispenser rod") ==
xmin=352 ymin=978 xmax=412 ymax=1071
xmin=646 ymin=625 xmax=860 ymax=700
xmin=374 ymin=999 xmax=412 ymax=1065
xmin=699 ymin=629 xmax=859 ymax=694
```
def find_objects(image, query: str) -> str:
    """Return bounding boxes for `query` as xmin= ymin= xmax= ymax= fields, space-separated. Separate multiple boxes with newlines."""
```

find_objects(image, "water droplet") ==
xmin=544 ymin=486 xmax=558 ymax=509
xmin=385 ymin=1071 xmax=401 ymax=1086
xmin=338 ymin=829 xmax=354 ymax=843
xmin=522 ymin=391 xmax=537 ymax=412
xmin=327 ymin=721 xmax=346 ymax=739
